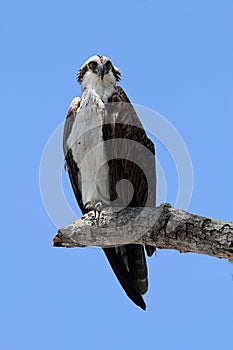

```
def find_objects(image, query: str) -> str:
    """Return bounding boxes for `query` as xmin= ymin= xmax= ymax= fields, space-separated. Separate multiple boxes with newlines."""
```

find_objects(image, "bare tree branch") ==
xmin=53 ymin=203 xmax=233 ymax=260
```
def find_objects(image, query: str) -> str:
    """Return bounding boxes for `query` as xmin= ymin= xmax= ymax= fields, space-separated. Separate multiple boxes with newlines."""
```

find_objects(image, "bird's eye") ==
xmin=106 ymin=61 xmax=112 ymax=70
xmin=89 ymin=61 xmax=97 ymax=69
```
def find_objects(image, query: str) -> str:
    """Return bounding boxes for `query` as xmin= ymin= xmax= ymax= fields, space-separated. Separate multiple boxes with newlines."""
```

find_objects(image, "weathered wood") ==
xmin=53 ymin=203 xmax=233 ymax=260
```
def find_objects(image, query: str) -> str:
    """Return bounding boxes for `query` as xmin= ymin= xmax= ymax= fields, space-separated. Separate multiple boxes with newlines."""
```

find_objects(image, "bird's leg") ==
xmin=94 ymin=201 xmax=103 ymax=223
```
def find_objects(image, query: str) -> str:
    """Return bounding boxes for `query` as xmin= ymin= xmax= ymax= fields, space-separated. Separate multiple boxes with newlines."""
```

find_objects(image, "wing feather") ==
xmin=102 ymin=86 xmax=156 ymax=300
xmin=63 ymin=97 xmax=85 ymax=214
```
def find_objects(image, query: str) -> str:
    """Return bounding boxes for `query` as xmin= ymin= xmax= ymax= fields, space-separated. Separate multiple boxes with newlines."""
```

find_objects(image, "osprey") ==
xmin=63 ymin=55 xmax=156 ymax=309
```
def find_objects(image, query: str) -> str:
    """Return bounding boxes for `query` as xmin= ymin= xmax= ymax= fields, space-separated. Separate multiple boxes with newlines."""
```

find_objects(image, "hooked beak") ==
xmin=96 ymin=65 xmax=105 ymax=80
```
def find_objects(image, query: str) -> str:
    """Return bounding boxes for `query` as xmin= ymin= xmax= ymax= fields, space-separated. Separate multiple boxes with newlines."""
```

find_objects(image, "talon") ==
xmin=84 ymin=201 xmax=94 ymax=212
xmin=94 ymin=201 xmax=103 ymax=223
xmin=94 ymin=202 xmax=103 ymax=212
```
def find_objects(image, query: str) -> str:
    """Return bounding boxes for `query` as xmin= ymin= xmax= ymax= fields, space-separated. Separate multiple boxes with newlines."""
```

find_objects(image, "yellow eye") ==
xmin=106 ymin=61 xmax=112 ymax=70
xmin=89 ymin=61 xmax=97 ymax=69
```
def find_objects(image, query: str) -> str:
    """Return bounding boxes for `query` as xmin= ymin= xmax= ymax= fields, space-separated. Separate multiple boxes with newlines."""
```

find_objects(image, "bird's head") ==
xmin=77 ymin=55 xmax=121 ymax=88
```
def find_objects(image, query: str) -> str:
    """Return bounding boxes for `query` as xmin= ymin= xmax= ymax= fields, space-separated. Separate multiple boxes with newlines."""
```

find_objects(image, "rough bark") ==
xmin=53 ymin=203 xmax=233 ymax=260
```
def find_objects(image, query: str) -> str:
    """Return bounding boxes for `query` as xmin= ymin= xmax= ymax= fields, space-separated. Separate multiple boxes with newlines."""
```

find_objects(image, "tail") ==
xmin=103 ymin=244 xmax=148 ymax=310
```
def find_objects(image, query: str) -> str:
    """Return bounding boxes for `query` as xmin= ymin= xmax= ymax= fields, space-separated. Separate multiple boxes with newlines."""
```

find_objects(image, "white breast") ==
xmin=67 ymin=88 xmax=111 ymax=206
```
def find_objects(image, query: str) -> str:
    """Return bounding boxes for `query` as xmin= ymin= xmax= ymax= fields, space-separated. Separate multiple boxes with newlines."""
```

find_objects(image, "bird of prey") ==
xmin=63 ymin=55 xmax=156 ymax=310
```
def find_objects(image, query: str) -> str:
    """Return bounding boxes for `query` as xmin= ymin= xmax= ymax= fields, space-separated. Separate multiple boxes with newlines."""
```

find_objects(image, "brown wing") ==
xmin=63 ymin=97 xmax=85 ymax=214
xmin=101 ymin=86 xmax=156 ymax=309
xmin=105 ymin=86 xmax=156 ymax=209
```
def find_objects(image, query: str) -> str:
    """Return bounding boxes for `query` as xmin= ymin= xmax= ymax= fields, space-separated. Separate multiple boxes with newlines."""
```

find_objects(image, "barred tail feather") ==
xmin=126 ymin=244 xmax=148 ymax=295
xmin=103 ymin=247 xmax=146 ymax=310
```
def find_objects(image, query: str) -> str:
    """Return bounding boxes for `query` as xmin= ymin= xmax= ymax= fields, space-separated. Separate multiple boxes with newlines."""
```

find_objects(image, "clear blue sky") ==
xmin=1 ymin=0 xmax=233 ymax=349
